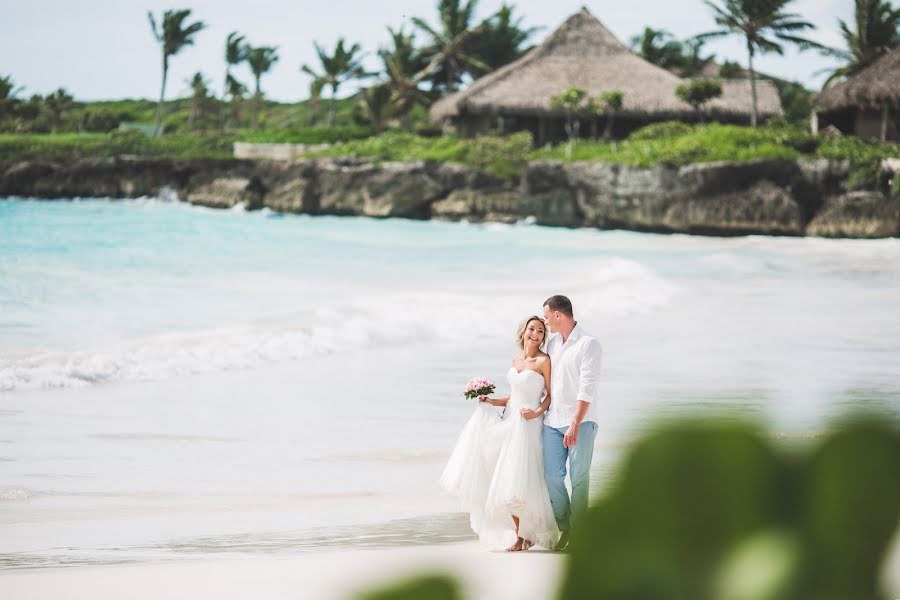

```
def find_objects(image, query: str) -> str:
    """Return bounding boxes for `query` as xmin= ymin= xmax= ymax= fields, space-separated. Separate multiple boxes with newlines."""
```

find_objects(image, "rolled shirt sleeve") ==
xmin=576 ymin=338 xmax=602 ymax=403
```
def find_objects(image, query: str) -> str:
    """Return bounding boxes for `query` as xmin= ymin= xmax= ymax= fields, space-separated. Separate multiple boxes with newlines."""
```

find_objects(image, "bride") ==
xmin=440 ymin=316 xmax=560 ymax=551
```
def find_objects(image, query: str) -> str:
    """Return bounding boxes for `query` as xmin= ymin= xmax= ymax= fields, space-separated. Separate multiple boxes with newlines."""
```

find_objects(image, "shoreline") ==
xmin=0 ymin=541 xmax=565 ymax=600
xmin=2 ymin=156 xmax=898 ymax=238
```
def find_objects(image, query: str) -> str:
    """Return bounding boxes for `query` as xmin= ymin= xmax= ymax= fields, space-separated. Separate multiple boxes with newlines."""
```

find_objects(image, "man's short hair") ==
xmin=543 ymin=294 xmax=573 ymax=317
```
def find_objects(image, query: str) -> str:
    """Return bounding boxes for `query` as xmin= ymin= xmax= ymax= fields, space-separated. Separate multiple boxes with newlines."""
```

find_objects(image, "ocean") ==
xmin=1 ymin=196 xmax=899 ymax=568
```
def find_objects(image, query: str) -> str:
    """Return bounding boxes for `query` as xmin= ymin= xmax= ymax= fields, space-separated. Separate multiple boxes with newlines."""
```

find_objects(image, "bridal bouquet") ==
xmin=464 ymin=377 xmax=495 ymax=400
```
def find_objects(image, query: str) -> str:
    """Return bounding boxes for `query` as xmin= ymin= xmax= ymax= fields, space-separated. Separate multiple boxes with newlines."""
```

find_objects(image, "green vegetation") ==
xmin=630 ymin=27 xmax=716 ymax=77
xmin=301 ymin=39 xmax=371 ymax=128
xmin=358 ymin=575 xmax=461 ymax=600
xmin=820 ymin=0 xmax=900 ymax=87
xmin=549 ymin=88 xmax=596 ymax=153
xmin=246 ymin=45 xmax=280 ymax=129
xmin=359 ymin=414 xmax=900 ymax=600
xmin=297 ymin=122 xmax=899 ymax=188
xmin=0 ymin=1 xmax=538 ymax=136
xmin=817 ymin=135 xmax=900 ymax=190
xmin=599 ymin=90 xmax=624 ymax=140
xmin=537 ymin=122 xmax=801 ymax=165
xmin=676 ymin=79 xmax=723 ymax=122
xmin=378 ymin=27 xmax=432 ymax=131
xmin=696 ymin=0 xmax=825 ymax=127
xmin=236 ymin=125 xmax=373 ymax=145
xmin=303 ymin=131 xmax=533 ymax=181
xmin=147 ymin=9 xmax=206 ymax=136
xmin=538 ymin=122 xmax=900 ymax=189
xmin=0 ymin=92 xmax=368 ymax=135
xmin=0 ymin=0 xmax=897 ymax=180
xmin=3 ymin=123 xmax=897 ymax=191
xmin=0 ymin=131 xmax=234 ymax=162
xmin=412 ymin=0 xmax=490 ymax=92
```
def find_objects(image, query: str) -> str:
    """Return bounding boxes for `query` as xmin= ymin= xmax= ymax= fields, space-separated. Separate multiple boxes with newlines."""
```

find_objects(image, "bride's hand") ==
xmin=479 ymin=396 xmax=490 ymax=403
xmin=520 ymin=408 xmax=538 ymax=420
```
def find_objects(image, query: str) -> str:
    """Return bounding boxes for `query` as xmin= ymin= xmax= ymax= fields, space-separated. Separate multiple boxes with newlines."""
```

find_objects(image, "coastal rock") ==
xmin=676 ymin=159 xmax=800 ymax=197
xmin=317 ymin=160 xmax=445 ymax=218
xmin=563 ymin=162 xmax=675 ymax=228
xmin=184 ymin=175 xmax=265 ymax=210
xmin=2 ymin=155 xmax=897 ymax=238
xmin=431 ymin=188 xmax=530 ymax=223
xmin=0 ymin=158 xmax=242 ymax=199
xmin=258 ymin=161 xmax=318 ymax=214
xmin=662 ymin=181 xmax=804 ymax=235
xmin=797 ymin=157 xmax=851 ymax=187
xmin=522 ymin=161 xmax=581 ymax=226
xmin=263 ymin=177 xmax=314 ymax=213
xmin=0 ymin=161 xmax=55 ymax=196
xmin=433 ymin=162 xmax=504 ymax=191
xmin=806 ymin=192 xmax=900 ymax=238
xmin=1 ymin=159 xmax=143 ymax=198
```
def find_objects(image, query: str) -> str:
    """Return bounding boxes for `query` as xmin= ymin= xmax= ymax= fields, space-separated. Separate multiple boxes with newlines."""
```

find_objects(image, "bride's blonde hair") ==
xmin=517 ymin=315 xmax=547 ymax=350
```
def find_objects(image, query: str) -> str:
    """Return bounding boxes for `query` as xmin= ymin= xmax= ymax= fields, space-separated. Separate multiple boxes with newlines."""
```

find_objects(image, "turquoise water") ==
xmin=1 ymin=196 xmax=899 ymax=567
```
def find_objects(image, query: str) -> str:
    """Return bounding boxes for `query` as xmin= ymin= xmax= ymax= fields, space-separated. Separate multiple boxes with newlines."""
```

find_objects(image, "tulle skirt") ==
xmin=440 ymin=403 xmax=559 ymax=549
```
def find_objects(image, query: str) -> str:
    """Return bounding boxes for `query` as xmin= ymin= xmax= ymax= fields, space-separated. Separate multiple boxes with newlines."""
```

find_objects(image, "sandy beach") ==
xmin=3 ymin=203 xmax=900 ymax=598
xmin=0 ymin=542 xmax=564 ymax=600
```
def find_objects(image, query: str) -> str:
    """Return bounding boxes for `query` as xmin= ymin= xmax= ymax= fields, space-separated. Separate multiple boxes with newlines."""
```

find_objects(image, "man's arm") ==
xmin=563 ymin=339 xmax=602 ymax=448
xmin=563 ymin=401 xmax=590 ymax=447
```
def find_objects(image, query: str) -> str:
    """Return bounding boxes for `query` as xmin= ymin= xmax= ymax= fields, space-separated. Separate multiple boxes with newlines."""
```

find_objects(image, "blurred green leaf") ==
xmin=357 ymin=574 xmax=462 ymax=600
xmin=799 ymin=418 xmax=900 ymax=599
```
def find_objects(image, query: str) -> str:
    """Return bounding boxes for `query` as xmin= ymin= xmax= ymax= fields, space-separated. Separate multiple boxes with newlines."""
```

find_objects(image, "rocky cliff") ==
xmin=2 ymin=156 xmax=897 ymax=238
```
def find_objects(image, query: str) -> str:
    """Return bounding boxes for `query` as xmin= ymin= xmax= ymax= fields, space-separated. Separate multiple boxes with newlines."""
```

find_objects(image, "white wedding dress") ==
xmin=440 ymin=367 xmax=560 ymax=549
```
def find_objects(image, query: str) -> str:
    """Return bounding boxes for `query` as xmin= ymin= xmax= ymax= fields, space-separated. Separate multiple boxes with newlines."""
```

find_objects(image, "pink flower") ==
xmin=463 ymin=377 xmax=495 ymax=400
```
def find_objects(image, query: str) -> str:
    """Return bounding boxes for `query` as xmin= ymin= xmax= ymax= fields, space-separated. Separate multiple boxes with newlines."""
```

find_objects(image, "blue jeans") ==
xmin=543 ymin=421 xmax=598 ymax=533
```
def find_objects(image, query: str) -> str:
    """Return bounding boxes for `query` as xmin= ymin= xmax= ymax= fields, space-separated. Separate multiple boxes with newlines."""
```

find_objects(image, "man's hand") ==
xmin=564 ymin=422 xmax=580 ymax=447
xmin=520 ymin=408 xmax=538 ymax=420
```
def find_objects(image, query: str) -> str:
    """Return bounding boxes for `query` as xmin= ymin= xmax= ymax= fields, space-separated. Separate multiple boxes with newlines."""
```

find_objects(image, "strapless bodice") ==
xmin=506 ymin=367 xmax=545 ymax=410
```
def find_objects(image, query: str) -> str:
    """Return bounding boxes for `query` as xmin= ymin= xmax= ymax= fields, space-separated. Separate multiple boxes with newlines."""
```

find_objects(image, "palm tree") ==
xmin=696 ymin=0 xmax=824 ymax=127
xmin=300 ymin=38 xmax=370 ymax=128
xmin=0 ymin=75 xmax=24 ymax=121
xmin=225 ymin=74 xmax=247 ymax=128
xmin=186 ymin=72 xmax=212 ymax=130
xmin=679 ymin=39 xmax=717 ymax=77
xmin=247 ymin=46 xmax=279 ymax=97
xmin=246 ymin=45 xmax=279 ymax=128
xmin=820 ymin=0 xmax=900 ymax=87
xmin=630 ymin=27 xmax=685 ymax=70
xmin=43 ymin=88 xmax=75 ymax=132
xmin=468 ymin=3 xmax=540 ymax=75
xmin=379 ymin=27 xmax=431 ymax=127
xmin=357 ymin=84 xmax=393 ymax=133
xmin=148 ymin=9 xmax=206 ymax=136
xmin=0 ymin=75 xmax=23 ymax=102
xmin=413 ymin=0 xmax=488 ymax=92
xmin=223 ymin=32 xmax=248 ymax=100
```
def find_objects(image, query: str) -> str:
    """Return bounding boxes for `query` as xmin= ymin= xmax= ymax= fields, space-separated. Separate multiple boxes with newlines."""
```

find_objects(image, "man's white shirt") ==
xmin=543 ymin=324 xmax=602 ymax=429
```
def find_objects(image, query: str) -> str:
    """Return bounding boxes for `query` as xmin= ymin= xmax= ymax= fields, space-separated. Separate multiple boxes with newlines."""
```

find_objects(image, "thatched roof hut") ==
xmin=812 ymin=46 xmax=900 ymax=141
xmin=430 ymin=8 xmax=782 ymax=141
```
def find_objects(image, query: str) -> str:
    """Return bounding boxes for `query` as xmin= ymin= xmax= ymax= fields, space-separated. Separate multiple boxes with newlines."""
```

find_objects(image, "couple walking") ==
xmin=440 ymin=295 xmax=602 ymax=551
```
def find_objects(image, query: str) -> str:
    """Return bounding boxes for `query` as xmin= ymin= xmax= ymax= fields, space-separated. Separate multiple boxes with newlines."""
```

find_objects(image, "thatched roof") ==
xmin=430 ymin=8 xmax=782 ymax=122
xmin=814 ymin=46 xmax=900 ymax=112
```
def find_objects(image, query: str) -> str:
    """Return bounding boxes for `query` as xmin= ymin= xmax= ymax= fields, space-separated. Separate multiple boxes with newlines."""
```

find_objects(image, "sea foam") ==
xmin=0 ymin=257 xmax=674 ymax=392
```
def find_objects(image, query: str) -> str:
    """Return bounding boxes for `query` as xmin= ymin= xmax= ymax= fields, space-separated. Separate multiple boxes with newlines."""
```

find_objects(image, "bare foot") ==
xmin=505 ymin=538 xmax=524 ymax=552
xmin=520 ymin=539 xmax=533 ymax=551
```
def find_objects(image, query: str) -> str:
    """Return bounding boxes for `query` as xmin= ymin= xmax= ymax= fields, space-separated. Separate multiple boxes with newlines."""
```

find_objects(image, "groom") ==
xmin=542 ymin=295 xmax=602 ymax=551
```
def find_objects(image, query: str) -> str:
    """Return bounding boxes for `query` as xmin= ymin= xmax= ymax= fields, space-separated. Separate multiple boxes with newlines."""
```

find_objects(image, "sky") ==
xmin=2 ymin=0 xmax=856 ymax=102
